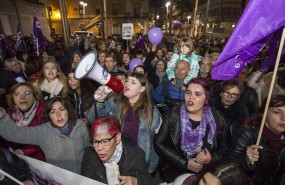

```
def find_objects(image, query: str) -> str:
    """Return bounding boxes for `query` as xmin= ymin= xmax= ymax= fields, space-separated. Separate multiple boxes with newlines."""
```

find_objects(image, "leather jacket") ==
xmin=226 ymin=126 xmax=285 ymax=185
xmin=154 ymin=105 xmax=229 ymax=173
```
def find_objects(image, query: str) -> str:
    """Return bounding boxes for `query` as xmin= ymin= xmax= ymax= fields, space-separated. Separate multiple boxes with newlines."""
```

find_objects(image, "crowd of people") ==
xmin=0 ymin=32 xmax=284 ymax=185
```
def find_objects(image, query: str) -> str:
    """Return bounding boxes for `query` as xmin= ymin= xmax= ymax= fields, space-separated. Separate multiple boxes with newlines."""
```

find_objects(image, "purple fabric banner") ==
xmin=268 ymin=28 xmax=284 ymax=67
xmin=33 ymin=11 xmax=46 ymax=55
xmin=0 ymin=41 xmax=4 ymax=65
xmin=30 ymin=33 xmax=37 ymax=53
xmin=15 ymin=23 xmax=26 ymax=52
xmin=0 ymin=32 xmax=16 ymax=59
xmin=136 ymin=32 xmax=145 ymax=49
xmin=211 ymin=0 xmax=285 ymax=80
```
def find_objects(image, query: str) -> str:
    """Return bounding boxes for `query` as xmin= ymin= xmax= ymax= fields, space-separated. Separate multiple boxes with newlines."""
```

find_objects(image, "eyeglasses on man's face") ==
xmin=90 ymin=134 xmax=117 ymax=147
xmin=222 ymin=91 xmax=240 ymax=98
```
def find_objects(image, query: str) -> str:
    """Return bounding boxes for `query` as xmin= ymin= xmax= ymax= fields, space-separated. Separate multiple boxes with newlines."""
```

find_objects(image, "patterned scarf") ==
xmin=180 ymin=103 xmax=216 ymax=157
xmin=41 ymin=78 xmax=63 ymax=96
xmin=104 ymin=142 xmax=123 ymax=185
xmin=12 ymin=101 xmax=38 ymax=126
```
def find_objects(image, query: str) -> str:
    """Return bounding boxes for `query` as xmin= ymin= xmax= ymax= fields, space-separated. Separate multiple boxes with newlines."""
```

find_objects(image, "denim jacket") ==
xmin=88 ymin=97 xmax=161 ymax=172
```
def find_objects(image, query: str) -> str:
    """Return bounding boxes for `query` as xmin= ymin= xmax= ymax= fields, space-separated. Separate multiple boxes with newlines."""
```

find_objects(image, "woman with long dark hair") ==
xmin=227 ymin=94 xmax=285 ymax=185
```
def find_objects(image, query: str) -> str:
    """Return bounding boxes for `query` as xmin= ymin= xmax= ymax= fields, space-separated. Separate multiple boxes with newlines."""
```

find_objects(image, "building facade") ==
xmin=0 ymin=0 xmax=149 ymax=38
xmin=170 ymin=0 xmax=244 ymax=38
xmin=48 ymin=0 xmax=149 ymax=37
xmin=0 ymin=0 xmax=49 ymax=39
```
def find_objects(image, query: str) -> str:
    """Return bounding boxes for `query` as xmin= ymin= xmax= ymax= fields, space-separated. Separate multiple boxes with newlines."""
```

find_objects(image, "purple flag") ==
xmin=268 ymin=28 xmax=285 ymax=67
xmin=0 ymin=41 xmax=4 ymax=65
xmin=136 ymin=32 xmax=145 ymax=49
xmin=30 ymin=33 xmax=37 ymax=53
xmin=211 ymin=0 xmax=285 ymax=80
xmin=33 ymin=11 xmax=46 ymax=55
xmin=0 ymin=32 xmax=16 ymax=59
xmin=15 ymin=23 xmax=26 ymax=52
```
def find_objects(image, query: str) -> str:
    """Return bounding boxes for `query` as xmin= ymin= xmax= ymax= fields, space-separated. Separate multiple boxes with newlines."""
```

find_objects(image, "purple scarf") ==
xmin=180 ymin=103 xmax=216 ymax=157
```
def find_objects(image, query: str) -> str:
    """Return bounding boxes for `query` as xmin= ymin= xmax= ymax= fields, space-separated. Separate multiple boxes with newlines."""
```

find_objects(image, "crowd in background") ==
xmin=0 ymin=32 xmax=284 ymax=185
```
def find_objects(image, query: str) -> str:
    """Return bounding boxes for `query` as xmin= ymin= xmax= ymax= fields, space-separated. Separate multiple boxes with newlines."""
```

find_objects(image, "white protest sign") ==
xmin=19 ymin=155 xmax=106 ymax=185
xmin=122 ymin=23 xmax=133 ymax=40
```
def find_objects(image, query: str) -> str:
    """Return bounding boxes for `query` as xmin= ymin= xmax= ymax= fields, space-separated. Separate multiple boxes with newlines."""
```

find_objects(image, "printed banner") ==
xmin=19 ymin=155 xmax=106 ymax=185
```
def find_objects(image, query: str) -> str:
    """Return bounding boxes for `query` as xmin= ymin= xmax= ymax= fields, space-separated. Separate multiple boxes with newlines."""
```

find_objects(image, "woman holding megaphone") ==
xmin=88 ymin=72 xmax=161 ymax=173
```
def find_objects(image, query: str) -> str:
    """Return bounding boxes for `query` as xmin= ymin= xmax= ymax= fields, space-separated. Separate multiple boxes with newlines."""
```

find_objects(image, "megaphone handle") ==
xmin=94 ymin=87 xmax=113 ymax=101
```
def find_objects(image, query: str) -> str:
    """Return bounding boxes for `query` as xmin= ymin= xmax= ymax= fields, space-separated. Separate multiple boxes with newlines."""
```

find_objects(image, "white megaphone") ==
xmin=74 ymin=51 xmax=124 ymax=93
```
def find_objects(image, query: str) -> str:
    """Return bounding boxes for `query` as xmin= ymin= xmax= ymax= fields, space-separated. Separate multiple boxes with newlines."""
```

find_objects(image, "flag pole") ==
xmin=0 ymin=169 xmax=24 ymax=185
xmin=255 ymin=26 xmax=285 ymax=146
xmin=36 ymin=38 xmax=39 ymax=56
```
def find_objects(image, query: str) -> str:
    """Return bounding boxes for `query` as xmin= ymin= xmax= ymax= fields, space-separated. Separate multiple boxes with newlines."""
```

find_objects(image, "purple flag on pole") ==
xmin=136 ymin=32 xmax=145 ymax=49
xmin=0 ymin=41 xmax=4 ymax=65
xmin=0 ymin=31 xmax=16 ymax=59
xmin=15 ymin=23 xmax=26 ymax=52
xmin=211 ymin=0 xmax=285 ymax=80
xmin=33 ymin=11 xmax=46 ymax=55
xmin=30 ymin=33 xmax=37 ymax=53
xmin=268 ymin=28 xmax=285 ymax=67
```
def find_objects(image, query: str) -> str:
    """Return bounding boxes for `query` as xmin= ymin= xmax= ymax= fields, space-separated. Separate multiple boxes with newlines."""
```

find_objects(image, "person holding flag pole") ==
xmin=226 ymin=26 xmax=285 ymax=185
xmin=211 ymin=0 xmax=285 ymax=184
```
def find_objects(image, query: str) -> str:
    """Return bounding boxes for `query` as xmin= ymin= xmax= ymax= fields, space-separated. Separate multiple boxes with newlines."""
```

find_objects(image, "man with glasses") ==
xmin=81 ymin=116 xmax=155 ymax=185
xmin=104 ymin=54 xmax=118 ymax=77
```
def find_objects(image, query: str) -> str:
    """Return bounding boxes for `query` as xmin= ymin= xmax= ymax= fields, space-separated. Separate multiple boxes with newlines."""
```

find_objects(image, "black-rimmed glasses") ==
xmin=90 ymin=134 xmax=117 ymax=147
xmin=222 ymin=91 xmax=240 ymax=98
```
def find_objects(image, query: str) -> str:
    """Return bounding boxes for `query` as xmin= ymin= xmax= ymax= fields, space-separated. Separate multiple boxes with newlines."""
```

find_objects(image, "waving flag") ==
xmin=15 ymin=23 xmax=26 ymax=52
xmin=211 ymin=0 xmax=285 ymax=80
xmin=0 ymin=31 xmax=16 ymax=59
xmin=0 ymin=41 xmax=4 ymax=65
xmin=268 ymin=28 xmax=285 ymax=67
xmin=136 ymin=32 xmax=145 ymax=49
xmin=33 ymin=11 xmax=46 ymax=55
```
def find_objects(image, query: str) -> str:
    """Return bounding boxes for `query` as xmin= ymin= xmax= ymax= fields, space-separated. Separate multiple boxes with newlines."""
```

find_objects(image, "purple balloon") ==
xmin=148 ymin=27 xmax=163 ymax=45
xmin=129 ymin=58 xmax=143 ymax=72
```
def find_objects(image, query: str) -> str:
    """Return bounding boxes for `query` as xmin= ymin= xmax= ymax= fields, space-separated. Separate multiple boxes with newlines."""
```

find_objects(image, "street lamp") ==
xmin=187 ymin=15 xmax=191 ymax=35
xmin=80 ymin=1 xmax=87 ymax=23
xmin=165 ymin=2 xmax=170 ymax=34
xmin=187 ymin=15 xmax=191 ymax=24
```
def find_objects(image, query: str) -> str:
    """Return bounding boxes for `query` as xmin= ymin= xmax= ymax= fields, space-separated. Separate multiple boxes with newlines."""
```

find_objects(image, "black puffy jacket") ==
xmin=154 ymin=105 xmax=229 ymax=181
xmin=226 ymin=126 xmax=285 ymax=185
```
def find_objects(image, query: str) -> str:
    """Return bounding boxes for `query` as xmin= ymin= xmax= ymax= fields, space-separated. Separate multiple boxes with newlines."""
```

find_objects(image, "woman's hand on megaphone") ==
xmin=94 ymin=85 xmax=112 ymax=102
